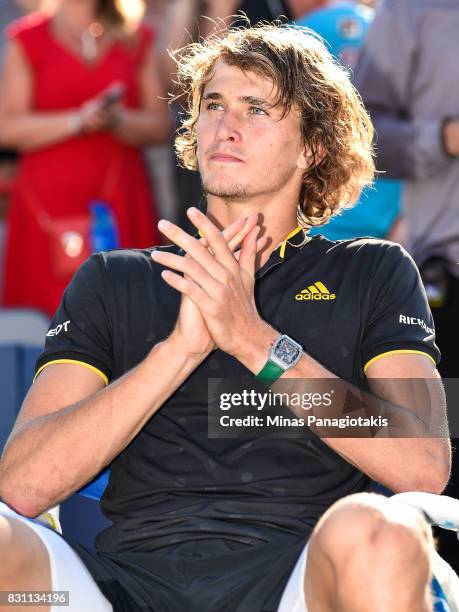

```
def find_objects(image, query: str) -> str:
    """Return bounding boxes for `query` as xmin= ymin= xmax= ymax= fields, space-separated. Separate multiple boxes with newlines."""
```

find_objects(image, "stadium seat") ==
xmin=78 ymin=469 xmax=110 ymax=501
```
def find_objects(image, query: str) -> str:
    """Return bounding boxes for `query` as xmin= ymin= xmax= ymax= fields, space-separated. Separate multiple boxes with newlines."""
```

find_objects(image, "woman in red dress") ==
xmin=0 ymin=0 xmax=171 ymax=315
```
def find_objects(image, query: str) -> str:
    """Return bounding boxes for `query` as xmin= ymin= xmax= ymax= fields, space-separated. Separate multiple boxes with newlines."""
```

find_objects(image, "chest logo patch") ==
xmin=295 ymin=282 xmax=336 ymax=301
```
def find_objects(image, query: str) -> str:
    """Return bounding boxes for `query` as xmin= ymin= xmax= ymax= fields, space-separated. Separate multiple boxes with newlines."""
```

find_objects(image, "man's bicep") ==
xmin=361 ymin=243 xmax=440 ymax=374
xmin=365 ymin=352 xmax=439 ymax=379
xmin=11 ymin=363 xmax=106 ymax=437
xmin=366 ymin=353 xmax=448 ymax=437
xmin=35 ymin=254 xmax=114 ymax=389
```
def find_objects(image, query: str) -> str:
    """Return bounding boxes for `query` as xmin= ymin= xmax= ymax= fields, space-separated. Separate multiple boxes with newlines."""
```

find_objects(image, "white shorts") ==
xmin=0 ymin=502 xmax=113 ymax=612
xmin=0 ymin=500 xmax=307 ymax=612
xmin=2 ymin=500 xmax=458 ymax=612
xmin=278 ymin=541 xmax=309 ymax=612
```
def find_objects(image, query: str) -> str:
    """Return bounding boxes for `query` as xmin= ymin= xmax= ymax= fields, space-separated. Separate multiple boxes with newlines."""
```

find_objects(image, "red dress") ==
xmin=4 ymin=13 xmax=160 ymax=316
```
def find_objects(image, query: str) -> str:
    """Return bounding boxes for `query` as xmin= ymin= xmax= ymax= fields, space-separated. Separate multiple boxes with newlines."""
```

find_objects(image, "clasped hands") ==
xmin=151 ymin=207 xmax=277 ymax=367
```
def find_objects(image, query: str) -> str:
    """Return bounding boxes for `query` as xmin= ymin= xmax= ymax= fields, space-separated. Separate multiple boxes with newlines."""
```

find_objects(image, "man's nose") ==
xmin=215 ymin=111 xmax=242 ymax=142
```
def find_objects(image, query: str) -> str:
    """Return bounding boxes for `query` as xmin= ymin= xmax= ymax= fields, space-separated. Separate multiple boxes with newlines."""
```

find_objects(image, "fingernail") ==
xmin=188 ymin=207 xmax=199 ymax=218
xmin=151 ymin=250 xmax=162 ymax=258
xmin=158 ymin=220 xmax=170 ymax=231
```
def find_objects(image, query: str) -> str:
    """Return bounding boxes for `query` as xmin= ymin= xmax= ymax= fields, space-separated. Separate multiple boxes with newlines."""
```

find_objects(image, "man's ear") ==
xmin=297 ymin=141 xmax=326 ymax=171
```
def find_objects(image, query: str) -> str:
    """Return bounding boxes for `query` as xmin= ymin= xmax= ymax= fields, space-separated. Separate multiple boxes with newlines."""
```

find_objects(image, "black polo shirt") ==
xmin=36 ymin=230 xmax=439 ymax=554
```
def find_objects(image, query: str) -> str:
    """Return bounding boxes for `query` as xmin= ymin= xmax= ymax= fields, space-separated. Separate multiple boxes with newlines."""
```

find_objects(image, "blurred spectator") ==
xmin=159 ymin=0 xmax=207 ymax=234
xmin=354 ymin=0 xmax=459 ymax=570
xmin=296 ymin=0 xmax=403 ymax=242
xmin=0 ymin=0 xmax=171 ymax=316
xmin=142 ymin=0 xmax=166 ymax=32
xmin=202 ymin=1 xmax=321 ymax=34
xmin=142 ymin=0 xmax=180 ymax=225
xmin=1 ymin=3 xmax=44 ymax=67
xmin=297 ymin=0 xmax=372 ymax=69
xmin=0 ymin=1 xmax=45 ymax=304
xmin=1 ymin=2 xmax=49 ymax=68
xmin=159 ymin=0 xmax=201 ymax=93
xmin=1 ymin=3 xmax=25 ymax=69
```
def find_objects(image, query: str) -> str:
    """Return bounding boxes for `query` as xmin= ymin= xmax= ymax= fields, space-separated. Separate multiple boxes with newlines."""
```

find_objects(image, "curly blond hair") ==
xmin=174 ymin=23 xmax=375 ymax=228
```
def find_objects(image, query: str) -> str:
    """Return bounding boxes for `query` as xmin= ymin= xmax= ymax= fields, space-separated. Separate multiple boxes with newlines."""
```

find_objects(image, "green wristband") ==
xmin=255 ymin=360 xmax=284 ymax=385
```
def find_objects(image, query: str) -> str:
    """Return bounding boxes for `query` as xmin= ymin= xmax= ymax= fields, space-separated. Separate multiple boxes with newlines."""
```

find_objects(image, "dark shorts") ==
xmin=71 ymin=535 xmax=308 ymax=612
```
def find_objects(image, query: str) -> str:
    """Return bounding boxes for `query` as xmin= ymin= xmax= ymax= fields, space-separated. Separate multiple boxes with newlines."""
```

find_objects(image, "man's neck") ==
xmin=206 ymin=195 xmax=299 ymax=270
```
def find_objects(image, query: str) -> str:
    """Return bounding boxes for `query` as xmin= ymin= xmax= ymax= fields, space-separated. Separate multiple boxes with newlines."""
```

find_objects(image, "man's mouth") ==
xmin=209 ymin=153 xmax=244 ymax=163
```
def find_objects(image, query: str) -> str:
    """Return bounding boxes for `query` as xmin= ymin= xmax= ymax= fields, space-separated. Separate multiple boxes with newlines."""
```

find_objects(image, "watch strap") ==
xmin=256 ymin=359 xmax=284 ymax=385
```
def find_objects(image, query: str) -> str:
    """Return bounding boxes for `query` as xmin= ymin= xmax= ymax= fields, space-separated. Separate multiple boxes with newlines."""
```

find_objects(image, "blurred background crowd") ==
xmin=0 ymin=0 xmax=458 ymax=570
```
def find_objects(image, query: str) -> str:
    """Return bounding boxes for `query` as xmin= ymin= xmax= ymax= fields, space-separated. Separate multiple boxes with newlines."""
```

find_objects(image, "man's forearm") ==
xmin=233 ymin=322 xmax=449 ymax=494
xmin=0 ymin=337 xmax=205 ymax=517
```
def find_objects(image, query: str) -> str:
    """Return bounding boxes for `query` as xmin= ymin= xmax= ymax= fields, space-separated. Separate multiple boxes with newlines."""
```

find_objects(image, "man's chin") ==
xmin=203 ymin=181 xmax=250 ymax=200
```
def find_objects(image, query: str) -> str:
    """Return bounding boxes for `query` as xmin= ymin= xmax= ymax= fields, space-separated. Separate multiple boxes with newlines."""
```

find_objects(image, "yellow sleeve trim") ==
xmin=363 ymin=350 xmax=437 ymax=374
xmin=279 ymin=226 xmax=303 ymax=259
xmin=34 ymin=359 xmax=109 ymax=386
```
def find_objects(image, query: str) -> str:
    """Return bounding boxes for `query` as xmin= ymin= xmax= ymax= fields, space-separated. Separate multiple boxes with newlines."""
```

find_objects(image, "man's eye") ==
xmin=206 ymin=102 xmax=222 ymax=111
xmin=249 ymin=106 xmax=268 ymax=115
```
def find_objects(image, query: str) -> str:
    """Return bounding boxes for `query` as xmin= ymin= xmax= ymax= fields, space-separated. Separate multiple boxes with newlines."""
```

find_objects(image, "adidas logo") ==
xmin=295 ymin=281 xmax=336 ymax=301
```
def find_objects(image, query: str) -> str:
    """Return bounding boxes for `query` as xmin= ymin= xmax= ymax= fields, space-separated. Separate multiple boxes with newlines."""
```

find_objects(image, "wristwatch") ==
xmin=256 ymin=334 xmax=303 ymax=384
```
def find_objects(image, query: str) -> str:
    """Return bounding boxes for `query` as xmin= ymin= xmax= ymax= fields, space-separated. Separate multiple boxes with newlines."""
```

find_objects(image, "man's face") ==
xmin=196 ymin=61 xmax=309 ymax=203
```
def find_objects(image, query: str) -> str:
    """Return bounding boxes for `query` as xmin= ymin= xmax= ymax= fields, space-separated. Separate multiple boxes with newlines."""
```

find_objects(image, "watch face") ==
xmin=274 ymin=336 xmax=301 ymax=366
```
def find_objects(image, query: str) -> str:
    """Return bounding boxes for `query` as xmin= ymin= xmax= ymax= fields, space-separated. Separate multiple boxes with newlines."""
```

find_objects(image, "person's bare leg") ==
xmin=304 ymin=493 xmax=433 ymax=612
xmin=0 ymin=514 xmax=52 ymax=612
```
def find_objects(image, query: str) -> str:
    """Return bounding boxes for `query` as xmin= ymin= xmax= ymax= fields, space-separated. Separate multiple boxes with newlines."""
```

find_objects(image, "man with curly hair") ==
xmin=0 ymin=23 xmax=456 ymax=612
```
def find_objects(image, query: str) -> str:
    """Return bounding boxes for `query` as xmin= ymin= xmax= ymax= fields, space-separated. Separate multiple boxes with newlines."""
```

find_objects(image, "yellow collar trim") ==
xmin=279 ymin=226 xmax=303 ymax=259
xmin=198 ymin=224 xmax=303 ymax=260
